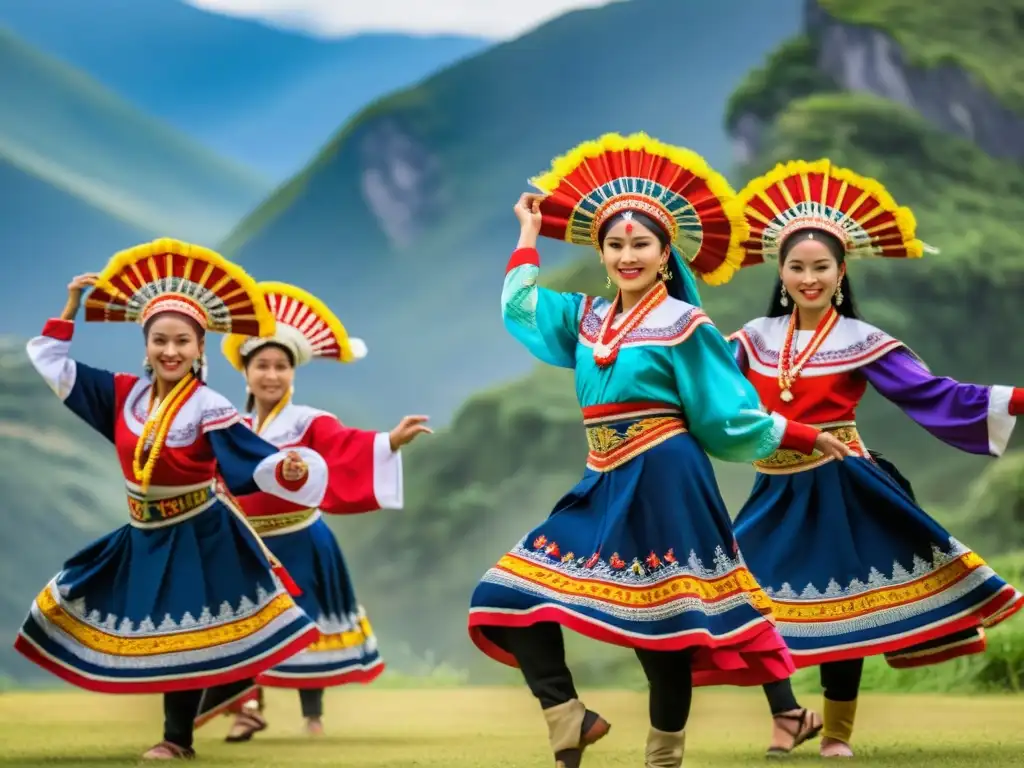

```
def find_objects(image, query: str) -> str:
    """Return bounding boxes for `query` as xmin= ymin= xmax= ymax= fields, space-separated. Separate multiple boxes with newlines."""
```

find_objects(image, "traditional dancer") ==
xmin=14 ymin=239 xmax=331 ymax=761
xmin=192 ymin=281 xmax=431 ymax=740
xmin=467 ymin=133 xmax=851 ymax=768
xmin=726 ymin=159 xmax=1024 ymax=758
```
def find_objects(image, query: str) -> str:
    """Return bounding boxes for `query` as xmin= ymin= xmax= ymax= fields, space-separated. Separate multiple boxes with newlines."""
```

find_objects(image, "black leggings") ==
xmin=490 ymin=622 xmax=694 ymax=732
xmin=762 ymin=659 xmax=864 ymax=715
xmin=299 ymin=688 xmax=324 ymax=718
xmin=163 ymin=679 xmax=255 ymax=749
xmin=234 ymin=685 xmax=324 ymax=718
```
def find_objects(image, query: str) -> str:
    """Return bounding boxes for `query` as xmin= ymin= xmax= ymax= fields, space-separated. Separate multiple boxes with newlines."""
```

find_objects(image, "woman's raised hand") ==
xmin=62 ymin=273 xmax=99 ymax=320
xmin=514 ymin=193 xmax=544 ymax=235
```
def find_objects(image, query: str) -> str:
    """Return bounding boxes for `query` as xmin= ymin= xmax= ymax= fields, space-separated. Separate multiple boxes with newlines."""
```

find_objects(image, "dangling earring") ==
xmin=191 ymin=358 xmax=201 ymax=376
xmin=834 ymin=284 xmax=844 ymax=306
xmin=658 ymin=262 xmax=673 ymax=282
xmin=142 ymin=358 xmax=153 ymax=377
xmin=780 ymin=284 xmax=789 ymax=307
xmin=605 ymin=275 xmax=612 ymax=288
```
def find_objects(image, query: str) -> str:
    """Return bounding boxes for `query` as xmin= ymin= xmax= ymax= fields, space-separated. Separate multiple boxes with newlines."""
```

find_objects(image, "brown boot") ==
xmin=542 ymin=699 xmax=611 ymax=767
xmin=645 ymin=727 xmax=686 ymax=768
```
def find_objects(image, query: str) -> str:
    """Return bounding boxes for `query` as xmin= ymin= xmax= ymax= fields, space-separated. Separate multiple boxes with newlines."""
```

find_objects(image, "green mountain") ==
xmin=219 ymin=0 xmax=804 ymax=425
xmin=0 ymin=337 xmax=123 ymax=680
xmin=815 ymin=0 xmax=1024 ymax=114
xmin=328 ymin=12 xmax=1024 ymax=683
xmin=0 ymin=26 xmax=268 ymax=247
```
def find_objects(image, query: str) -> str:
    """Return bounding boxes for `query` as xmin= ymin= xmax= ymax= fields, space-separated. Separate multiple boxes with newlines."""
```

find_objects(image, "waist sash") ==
xmin=249 ymin=508 xmax=320 ymax=537
xmin=753 ymin=421 xmax=867 ymax=475
xmin=126 ymin=481 xmax=217 ymax=527
xmin=582 ymin=402 xmax=688 ymax=473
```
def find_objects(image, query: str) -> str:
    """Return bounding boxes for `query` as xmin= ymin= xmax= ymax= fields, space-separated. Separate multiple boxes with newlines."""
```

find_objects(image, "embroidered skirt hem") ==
xmin=734 ymin=456 xmax=1024 ymax=670
xmin=468 ymin=432 xmax=795 ymax=688
xmin=251 ymin=517 xmax=385 ymax=690
xmin=12 ymin=503 xmax=321 ymax=694
xmin=14 ymin=620 xmax=318 ymax=694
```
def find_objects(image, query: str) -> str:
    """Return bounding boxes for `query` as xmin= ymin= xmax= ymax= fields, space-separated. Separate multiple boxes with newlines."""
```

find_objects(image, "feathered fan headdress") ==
xmin=222 ymin=281 xmax=367 ymax=372
xmin=528 ymin=132 xmax=750 ymax=292
xmin=734 ymin=159 xmax=929 ymax=266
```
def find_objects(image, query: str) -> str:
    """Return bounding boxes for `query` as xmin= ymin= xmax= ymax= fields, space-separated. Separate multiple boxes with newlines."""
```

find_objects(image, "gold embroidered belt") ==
xmin=127 ymin=482 xmax=216 ymax=526
xmin=582 ymin=402 xmax=688 ymax=473
xmin=753 ymin=421 xmax=866 ymax=475
xmin=249 ymin=508 xmax=320 ymax=537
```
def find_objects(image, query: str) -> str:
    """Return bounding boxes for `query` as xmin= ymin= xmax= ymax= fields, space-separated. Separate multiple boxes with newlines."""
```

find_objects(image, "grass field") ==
xmin=1 ymin=687 xmax=1022 ymax=766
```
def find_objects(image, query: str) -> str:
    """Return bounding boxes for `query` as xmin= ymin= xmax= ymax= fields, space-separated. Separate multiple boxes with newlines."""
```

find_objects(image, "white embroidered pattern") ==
xmin=59 ymin=582 xmax=284 ymax=636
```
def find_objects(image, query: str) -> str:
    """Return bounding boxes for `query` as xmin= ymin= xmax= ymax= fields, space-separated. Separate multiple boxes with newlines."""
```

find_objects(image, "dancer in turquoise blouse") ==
xmin=468 ymin=133 xmax=849 ymax=768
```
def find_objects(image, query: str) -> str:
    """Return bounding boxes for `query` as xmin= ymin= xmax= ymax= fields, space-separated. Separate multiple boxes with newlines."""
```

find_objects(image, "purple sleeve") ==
xmin=728 ymin=337 xmax=748 ymax=372
xmin=860 ymin=348 xmax=1017 ymax=456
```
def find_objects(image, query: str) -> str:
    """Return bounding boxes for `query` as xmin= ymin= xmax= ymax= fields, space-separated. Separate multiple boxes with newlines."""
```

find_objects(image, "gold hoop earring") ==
xmin=780 ymin=283 xmax=789 ymax=307
xmin=658 ymin=262 xmax=672 ymax=282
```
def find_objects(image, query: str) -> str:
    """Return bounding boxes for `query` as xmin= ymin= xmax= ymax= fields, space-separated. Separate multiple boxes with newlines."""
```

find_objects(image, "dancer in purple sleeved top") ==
xmin=724 ymin=159 xmax=1024 ymax=759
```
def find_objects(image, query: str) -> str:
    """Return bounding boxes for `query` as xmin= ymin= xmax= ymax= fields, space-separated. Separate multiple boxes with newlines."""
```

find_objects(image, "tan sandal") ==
xmin=225 ymin=711 xmax=267 ymax=743
xmin=141 ymin=741 xmax=196 ymax=760
xmin=765 ymin=707 xmax=823 ymax=757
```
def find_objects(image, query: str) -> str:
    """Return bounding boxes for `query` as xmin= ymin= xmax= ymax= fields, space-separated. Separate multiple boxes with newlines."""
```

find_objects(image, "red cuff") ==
xmin=42 ymin=318 xmax=74 ymax=341
xmin=506 ymin=247 xmax=540 ymax=273
xmin=1010 ymin=388 xmax=1024 ymax=416
xmin=274 ymin=460 xmax=308 ymax=492
xmin=779 ymin=420 xmax=820 ymax=455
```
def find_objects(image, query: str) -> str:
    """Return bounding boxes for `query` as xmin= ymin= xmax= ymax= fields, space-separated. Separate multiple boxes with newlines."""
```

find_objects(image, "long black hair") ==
xmin=766 ymin=229 xmax=861 ymax=319
xmin=241 ymin=342 xmax=296 ymax=412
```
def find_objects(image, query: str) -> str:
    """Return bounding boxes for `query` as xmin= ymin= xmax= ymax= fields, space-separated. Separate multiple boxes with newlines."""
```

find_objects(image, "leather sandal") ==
xmin=225 ymin=711 xmax=267 ymax=743
xmin=141 ymin=741 xmax=196 ymax=760
xmin=765 ymin=708 xmax=823 ymax=758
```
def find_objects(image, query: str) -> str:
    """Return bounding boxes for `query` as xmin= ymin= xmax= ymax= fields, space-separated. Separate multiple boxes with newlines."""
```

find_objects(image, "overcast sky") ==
xmin=184 ymin=0 xmax=618 ymax=38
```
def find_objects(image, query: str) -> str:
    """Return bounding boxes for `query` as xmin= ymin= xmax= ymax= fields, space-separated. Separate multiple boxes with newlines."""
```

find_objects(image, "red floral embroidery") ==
xmin=533 ymin=535 xmax=548 ymax=549
xmin=609 ymin=553 xmax=626 ymax=570
xmin=645 ymin=551 xmax=662 ymax=569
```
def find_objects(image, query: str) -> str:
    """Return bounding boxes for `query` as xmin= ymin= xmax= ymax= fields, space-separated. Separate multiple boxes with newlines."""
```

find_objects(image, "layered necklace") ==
xmin=133 ymin=372 xmax=200 ymax=493
xmin=777 ymin=306 xmax=838 ymax=402
xmin=592 ymin=281 xmax=667 ymax=367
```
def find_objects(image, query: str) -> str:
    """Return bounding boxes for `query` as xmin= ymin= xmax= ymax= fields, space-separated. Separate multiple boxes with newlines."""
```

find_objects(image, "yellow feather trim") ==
xmin=221 ymin=333 xmax=250 ymax=373
xmin=221 ymin=280 xmax=361 ymax=371
xmin=736 ymin=160 xmax=925 ymax=260
xmin=93 ymin=237 xmax=276 ymax=336
xmin=529 ymin=132 xmax=749 ymax=285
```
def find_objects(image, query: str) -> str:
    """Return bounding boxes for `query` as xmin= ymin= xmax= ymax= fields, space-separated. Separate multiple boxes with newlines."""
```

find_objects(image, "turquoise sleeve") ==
xmin=672 ymin=323 xmax=786 ymax=462
xmin=502 ymin=262 xmax=584 ymax=369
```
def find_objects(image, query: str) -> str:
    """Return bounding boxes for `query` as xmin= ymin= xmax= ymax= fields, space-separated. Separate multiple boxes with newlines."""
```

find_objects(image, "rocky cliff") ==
xmin=731 ymin=0 xmax=1024 ymax=163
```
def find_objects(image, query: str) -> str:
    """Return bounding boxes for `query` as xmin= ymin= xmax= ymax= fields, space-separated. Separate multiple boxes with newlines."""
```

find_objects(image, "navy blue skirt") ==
xmin=14 ymin=497 xmax=319 ymax=693
xmin=255 ymin=514 xmax=383 ymax=688
xmin=733 ymin=455 xmax=1023 ymax=668
xmin=469 ymin=430 xmax=795 ymax=687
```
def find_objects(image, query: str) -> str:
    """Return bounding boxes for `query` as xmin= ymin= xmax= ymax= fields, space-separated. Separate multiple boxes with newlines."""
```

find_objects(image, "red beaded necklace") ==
xmin=778 ymin=305 xmax=839 ymax=402
xmin=592 ymin=281 xmax=667 ymax=367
